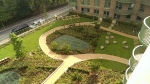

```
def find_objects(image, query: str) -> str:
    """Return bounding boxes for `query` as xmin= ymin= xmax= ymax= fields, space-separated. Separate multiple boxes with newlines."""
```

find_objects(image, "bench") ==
xmin=0 ymin=57 xmax=10 ymax=65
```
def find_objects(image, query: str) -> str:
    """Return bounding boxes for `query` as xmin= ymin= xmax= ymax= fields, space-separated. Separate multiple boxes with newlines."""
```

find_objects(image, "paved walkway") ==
xmin=39 ymin=22 xmax=136 ymax=84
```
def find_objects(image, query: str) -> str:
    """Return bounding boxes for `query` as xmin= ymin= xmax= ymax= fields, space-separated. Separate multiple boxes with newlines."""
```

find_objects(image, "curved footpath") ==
xmin=39 ymin=22 xmax=137 ymax=84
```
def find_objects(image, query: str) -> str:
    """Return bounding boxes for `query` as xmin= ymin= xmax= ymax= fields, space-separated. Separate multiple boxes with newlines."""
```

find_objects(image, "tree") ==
xmin=0 ymin=0 xmax=18 ymax=22
xmin=71 ymin=71 xmax=82 ymax=84
xmin=16 ymin=0 xmax=32 ymax=17
xmin=94 ymin=23 xmax=100 ymax=31
xmin=87 ymin=62 xmax=100 ymax=84
xmin=90 ymin=62 xmax=100 ymax=75
xmin=10 ymin=33 xmax=25 ymax=58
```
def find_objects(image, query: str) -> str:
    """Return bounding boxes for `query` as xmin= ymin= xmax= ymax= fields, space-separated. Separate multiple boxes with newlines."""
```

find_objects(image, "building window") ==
xmin=94 ymin=0 xmax=100 ymax=7
xmin=81 ymin=8 xmax=90 ymax=14
xmin=137 ymin=16 xmax=142 ymax=20
xmin=81 ymin=0 xmax=90 ymax=5
xmin=105 ymin=0 xmax=111 ymax=8
xmin=128 ymin=3 xmax=134 ymax=10
xmin=126 ymin=15 xmax=131 ymax=21
xmin=114 ymin=13 xmax=120 ymax=19
xmin=139 ymin=4 xmax=144 ymax=12
xmin=103 ymin=11 xmax=109 ymax=18
xmin=94 ymin=9 xmax=99 ymax=16
xmin=116 ymin=2 xmax=122 ymax=9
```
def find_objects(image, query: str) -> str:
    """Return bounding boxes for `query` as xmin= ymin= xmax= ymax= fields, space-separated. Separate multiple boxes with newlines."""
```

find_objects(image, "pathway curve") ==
xmin=39 ymin=22 xmax=136 ymax=84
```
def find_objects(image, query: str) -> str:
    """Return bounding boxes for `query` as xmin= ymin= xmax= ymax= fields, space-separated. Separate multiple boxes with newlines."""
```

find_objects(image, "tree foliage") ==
xmin=71 ymin=71 xmax=82 ymax=84
xmin=90 ymin=62 xmax=100 ymax=74
xmin=0 ymin=0 xmax=67 ymax=22
xmin=10 ymin=33 xmax=25 ymax=58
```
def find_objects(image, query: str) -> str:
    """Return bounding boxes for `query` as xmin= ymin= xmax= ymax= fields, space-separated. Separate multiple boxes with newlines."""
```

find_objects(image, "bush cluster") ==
xmin=102 ymin=18 xmax=112 ymax=23
xmin=69 ymin=11 xmax=98 ymax=20
xmin=117 ymin=20 xmax=141 ymax=29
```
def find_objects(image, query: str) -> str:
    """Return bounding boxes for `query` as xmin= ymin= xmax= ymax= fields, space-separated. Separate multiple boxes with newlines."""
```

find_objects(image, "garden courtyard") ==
xmin=0 ymin=14 xmax=139 ymax=84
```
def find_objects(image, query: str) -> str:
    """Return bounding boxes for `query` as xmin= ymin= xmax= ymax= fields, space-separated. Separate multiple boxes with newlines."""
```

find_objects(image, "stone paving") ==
xmin=39 ymin=22 xmax=137 ymax=84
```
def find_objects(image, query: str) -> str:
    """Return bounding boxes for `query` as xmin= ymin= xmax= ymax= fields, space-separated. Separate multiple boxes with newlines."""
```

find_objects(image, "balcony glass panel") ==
xmin=129 ymin=45 xmax=146 ymax=70
xmin=122 ymin=75 xmax=127 ymax=84
xmin=94 ymin=9 xmax=99 ymax=16
xmin=104 ymin=0 xmax=111 ymax=8
xmin=132 ymin=45 xmax=145 ymax=61
xmin=116 ymin=0 xmax=134 ymax=3
xmin=115 ymin=9 xmax=132 ymax=15
xmin=81 ymin=8 xmax=90 ymax=15
xmin=141 ymin=0 xmax=150 ymax=6
xmin=138 ymin=16 xmax=150 ymax=47
xmin=116 ymin=2 xmax=122 ymax=9
xmin=123 ymin=67 xmax=132 ymax=84
xmin=81 ymin=0 xmax=90 ymax=6
xmin=138 ymin=12 xmax=150 ymax=18
xmin=94 ymin=0 xmax=100 ymax=7
xmin=68 ymin=0 xmax=77 ymax=6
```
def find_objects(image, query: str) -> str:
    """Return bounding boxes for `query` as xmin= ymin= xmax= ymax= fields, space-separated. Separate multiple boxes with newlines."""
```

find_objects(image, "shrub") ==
xmin=50 ymin=41 xmax=58 ymax=51
xmin=62 ymin=43 xmax=70 ymax=53
xmin=10 ymin=33 xmax=25 ymax=58
xmin=94 ymin=23 xmax=100 ymax=30
xmin=69 ymin=11 xmax=98 ymax=20
xmin=103 ymin=18 xmax=112 ymax=23
xmin=91 ymin=38 xmax=98 ymax=47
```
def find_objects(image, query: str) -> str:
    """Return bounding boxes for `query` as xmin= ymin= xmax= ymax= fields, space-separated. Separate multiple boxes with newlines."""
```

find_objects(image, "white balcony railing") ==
xmin=123 ymin=67 xmax=133 ymax=84
xmin=129 ymin=45 xmax=145 ymax=70
xmin=138 ymin=16 xmax=150 ymax=47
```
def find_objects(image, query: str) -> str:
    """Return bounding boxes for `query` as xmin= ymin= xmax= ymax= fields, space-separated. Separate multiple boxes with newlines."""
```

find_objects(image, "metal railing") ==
xmin=138 ymin=16 xmax=150 ymax=47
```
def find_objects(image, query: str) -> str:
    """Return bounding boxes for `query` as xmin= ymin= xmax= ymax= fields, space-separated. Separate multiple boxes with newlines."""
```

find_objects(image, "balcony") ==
xmin=138 ymin=16 xmax=150 ymax=47
xmin=116 ymin=0 xmax=134 ymax=3
xmin=129 ymin=45 xmax=145 ymax=70
xmin=138 ymin=12 xmax=150 ymax=18
xmin=141 ymin=0 xmax=150 ymax=6
xmin=122 ymin=67 xmax=133 ymax=84
xmin=81 ymin=0 xmax=90 ymax=6
xmin=115 ymin=9 xmax=132 ymax=15
xmin=68 ymin=0 xmax=77 ymax=6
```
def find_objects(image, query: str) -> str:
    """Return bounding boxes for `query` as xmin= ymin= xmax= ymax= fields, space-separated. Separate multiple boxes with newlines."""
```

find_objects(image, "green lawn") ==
xmin=72 ymin=59 xmax=128 ymax=71
xmin=0 ymin=17 xmax=93 ymax=60
xmin=90 ymin=59 xmax=128 ymax=71
xmin=56 ymin=59 xmax=127 ymax=84
xmin=94 ymin=32 xmax=134 ymax=59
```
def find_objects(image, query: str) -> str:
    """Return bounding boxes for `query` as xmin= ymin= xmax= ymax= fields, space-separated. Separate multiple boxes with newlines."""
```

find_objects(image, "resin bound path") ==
xmin=39 ymin=22 xmax=138 ymax=84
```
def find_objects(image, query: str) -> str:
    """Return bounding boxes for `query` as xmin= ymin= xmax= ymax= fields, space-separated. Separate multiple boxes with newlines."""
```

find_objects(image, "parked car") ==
xmin=29 ymin=18 xmax=45 ymax=28
xmin=11 ymin=24 xmax=30 ymax=35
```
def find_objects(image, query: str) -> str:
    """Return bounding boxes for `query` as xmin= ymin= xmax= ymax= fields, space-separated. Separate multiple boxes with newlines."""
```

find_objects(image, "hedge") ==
xmin=69 ymin=11 xmax=98 ymax=20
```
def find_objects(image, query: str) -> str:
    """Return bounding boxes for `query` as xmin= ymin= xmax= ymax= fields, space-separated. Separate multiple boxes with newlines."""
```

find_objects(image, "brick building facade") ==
xmin=75 ymin=0 xmax=150 ymax=23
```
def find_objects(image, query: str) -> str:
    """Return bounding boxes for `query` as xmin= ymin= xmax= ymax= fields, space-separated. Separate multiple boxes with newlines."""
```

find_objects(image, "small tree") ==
xmin=50 ymin=41 xmax=58 ymax=51
xmin=90 ymin=62 xmax=100 ymax=75
xmin=71 ymin=71 xmax=82 ymax=84
xmin=10 ymin=33 xmax=25 ymax=58
xmin=62 ymin=43 xmax=70 ymax=53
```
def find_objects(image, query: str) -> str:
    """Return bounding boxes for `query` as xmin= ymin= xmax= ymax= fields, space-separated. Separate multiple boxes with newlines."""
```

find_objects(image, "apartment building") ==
xmin=74 ymin=0 xmax=150 ymax=23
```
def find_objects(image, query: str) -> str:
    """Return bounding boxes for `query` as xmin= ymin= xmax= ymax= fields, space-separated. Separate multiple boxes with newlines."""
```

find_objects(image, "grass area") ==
xmin=0 ymin=16 xmax=133 ymax=83
xmin=56 ymin=59 xmax=127 ymax=84
xmin=0 ymin=17 xmax=93 ymax=60
xmin=72 ymin=59 xmax=128 ymax=71
xmin=0 ymin=49 xmax=62 ymax=84
xmin=94 ymin=32 xmax=134 ymax=59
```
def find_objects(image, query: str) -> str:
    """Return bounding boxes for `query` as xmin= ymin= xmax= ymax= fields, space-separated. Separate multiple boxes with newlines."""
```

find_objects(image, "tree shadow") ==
xmin=86 ymin=74 xmax=99 ymax=84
